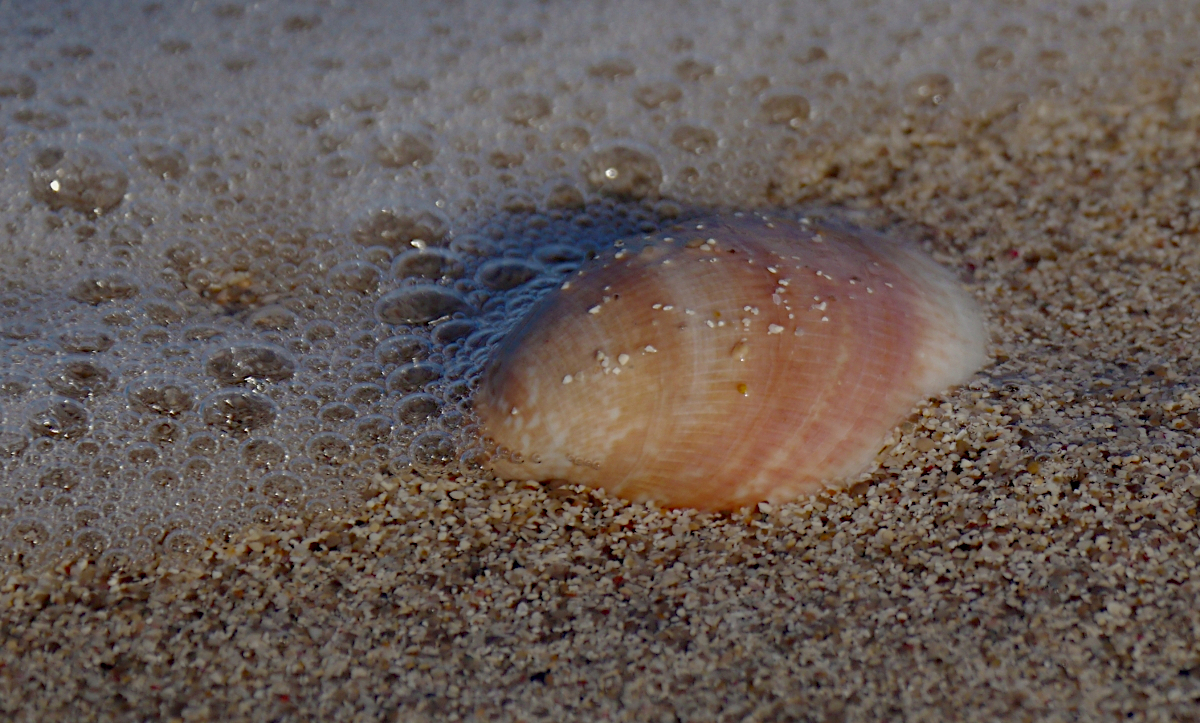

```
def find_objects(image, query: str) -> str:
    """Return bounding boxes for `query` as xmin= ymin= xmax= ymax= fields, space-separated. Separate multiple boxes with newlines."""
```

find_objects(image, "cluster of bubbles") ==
xmin=0 ymin=165 xmax=672 ymax=570
xmin=0 ymin=0 xmax=1182 ymax=570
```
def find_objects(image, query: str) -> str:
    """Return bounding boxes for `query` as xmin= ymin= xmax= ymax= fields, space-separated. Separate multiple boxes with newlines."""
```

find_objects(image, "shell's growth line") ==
xmin=476 ymin=213 xmax=987 ymax=510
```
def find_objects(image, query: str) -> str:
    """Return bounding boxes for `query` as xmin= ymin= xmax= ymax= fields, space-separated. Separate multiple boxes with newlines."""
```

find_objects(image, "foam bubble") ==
xmin=386 ymin=362 xmax=444 ymax=394
xmin=43 ymin=356 xmax=117 ymax=399
xmin=375 ymin=286 xmax=472 ymax=324
xmin=353 ymin=207 xmax=450 ymax=249
xmin=126 ymin=377 xmax=196 ymax=416
xmin=205 ymin=343 xmax=297 ymax=385
xmin=582 ymin=144 xmax=664 ymax=199
xmin=391 ymin=248 xmax=466 ymax=281
xmin=200 ymin=390 xmax=278 ymax=434
xmin=29 ymin=145 xmax=129 ymax=215
xmin=475 ymin=259 xmax=542 ymax=291
xmin=327 ymin=260 xmax=382 ymax=293
xmin=26 ymin=397 xmax=90 ymax=440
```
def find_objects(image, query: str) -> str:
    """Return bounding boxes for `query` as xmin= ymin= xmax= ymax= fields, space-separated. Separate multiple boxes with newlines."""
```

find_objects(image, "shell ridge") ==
xmin=643 ymin=254 xmax=723 ymax=505
xmin=767 ymin=293 xmax=862 ymax=495
xmin=725 ymin=254 xmax=814 ymax=507
xmin=598 ymin=294 xmax=657 ymax=501
xmin=729 ymin=319 xmax=798 ymax=508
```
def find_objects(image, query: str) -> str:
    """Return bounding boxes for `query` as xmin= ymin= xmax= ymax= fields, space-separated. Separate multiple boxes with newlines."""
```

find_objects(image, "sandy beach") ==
xmin=3 ymin=1 xmax=1200 ymax=720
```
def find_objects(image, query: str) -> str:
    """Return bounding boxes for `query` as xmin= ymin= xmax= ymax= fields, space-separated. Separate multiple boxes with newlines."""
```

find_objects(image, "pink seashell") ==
xmin=475 ymin=213 xmax=986 ymax=511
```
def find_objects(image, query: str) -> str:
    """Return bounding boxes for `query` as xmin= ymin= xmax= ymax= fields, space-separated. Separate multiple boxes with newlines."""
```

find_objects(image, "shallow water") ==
xmin=4 ymin=1 xmax=1200 ymax=720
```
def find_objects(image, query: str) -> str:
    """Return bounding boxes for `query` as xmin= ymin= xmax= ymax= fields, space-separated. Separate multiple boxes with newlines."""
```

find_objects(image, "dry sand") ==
xmin=6 ymin=2 xmax=1200 ymax=722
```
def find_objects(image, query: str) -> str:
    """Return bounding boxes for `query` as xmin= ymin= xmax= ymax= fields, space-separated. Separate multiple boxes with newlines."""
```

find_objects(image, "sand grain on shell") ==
xmin=8 ymin=11 xmax=1200 ymax=723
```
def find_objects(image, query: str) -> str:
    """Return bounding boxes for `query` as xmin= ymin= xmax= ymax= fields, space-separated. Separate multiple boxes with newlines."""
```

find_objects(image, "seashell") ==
xmin=474 ymin=213 xmax=986 ymax=511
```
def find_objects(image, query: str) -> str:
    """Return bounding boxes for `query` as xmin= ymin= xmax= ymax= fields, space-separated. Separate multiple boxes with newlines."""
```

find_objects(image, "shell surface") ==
xmin=475 ymin=213 xmax=986 ymax=510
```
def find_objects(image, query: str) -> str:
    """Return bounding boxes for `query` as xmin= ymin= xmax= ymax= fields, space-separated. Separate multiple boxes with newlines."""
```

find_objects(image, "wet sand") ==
xmin=6 ymin=2 xmax=1200 ymax=722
